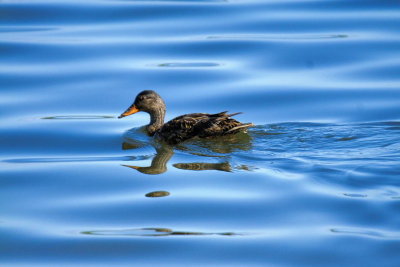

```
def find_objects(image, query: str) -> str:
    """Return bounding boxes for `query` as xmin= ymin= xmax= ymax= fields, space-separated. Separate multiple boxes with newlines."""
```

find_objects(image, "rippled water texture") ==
xmin=1 ymin=0 xmax=400 ymax=266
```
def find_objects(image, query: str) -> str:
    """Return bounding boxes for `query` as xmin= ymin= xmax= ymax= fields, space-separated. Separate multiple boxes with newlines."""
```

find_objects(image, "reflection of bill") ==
xmin=122 ymin=145 xmax=174 ymax=175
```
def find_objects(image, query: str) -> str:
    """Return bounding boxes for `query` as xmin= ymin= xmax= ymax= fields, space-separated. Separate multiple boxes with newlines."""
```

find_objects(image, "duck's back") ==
xmin=155 ymin=111 xmax=253 ymax=144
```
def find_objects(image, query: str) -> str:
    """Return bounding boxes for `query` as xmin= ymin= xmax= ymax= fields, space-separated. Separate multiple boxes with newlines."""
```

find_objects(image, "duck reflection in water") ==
xmin=121 ymin=127 xmax=253 ymax=175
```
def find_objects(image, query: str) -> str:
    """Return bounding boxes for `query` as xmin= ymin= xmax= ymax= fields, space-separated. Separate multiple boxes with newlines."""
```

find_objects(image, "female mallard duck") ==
xmin=118 ymin=90 xmax=253 ymax=145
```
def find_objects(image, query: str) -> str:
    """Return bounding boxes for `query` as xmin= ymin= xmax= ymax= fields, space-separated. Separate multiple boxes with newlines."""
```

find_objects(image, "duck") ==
xmin=118 ymin=90 xmax=253 ymax=145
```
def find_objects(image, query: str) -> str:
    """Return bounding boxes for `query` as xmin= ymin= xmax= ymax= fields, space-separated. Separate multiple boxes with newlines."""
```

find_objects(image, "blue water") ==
xmin=1 ymin=0 xmax=400 ymax=266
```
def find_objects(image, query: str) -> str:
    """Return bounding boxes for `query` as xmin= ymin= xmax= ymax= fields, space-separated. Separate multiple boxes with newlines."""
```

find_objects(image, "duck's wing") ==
xmin=157 ymin=111 xmax=253 ymax=144
xmin=195 ymin=111 xmax=253 ymax=137
xmin=157 ymin=113 xmax=209 ymax=144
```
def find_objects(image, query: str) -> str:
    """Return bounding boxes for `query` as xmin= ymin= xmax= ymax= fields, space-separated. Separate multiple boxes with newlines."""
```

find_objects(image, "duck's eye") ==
xmin=138 ymin=95 xmax=152 ymax=101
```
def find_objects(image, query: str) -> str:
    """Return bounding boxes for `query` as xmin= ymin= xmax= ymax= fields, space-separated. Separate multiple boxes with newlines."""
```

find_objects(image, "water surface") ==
xmin=1 ymin=0 xmax=400 ymax=266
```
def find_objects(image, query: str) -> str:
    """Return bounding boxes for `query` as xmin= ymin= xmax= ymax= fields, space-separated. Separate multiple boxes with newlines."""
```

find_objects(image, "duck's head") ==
xmin=118 ymin=90 xmax=165 ymax=119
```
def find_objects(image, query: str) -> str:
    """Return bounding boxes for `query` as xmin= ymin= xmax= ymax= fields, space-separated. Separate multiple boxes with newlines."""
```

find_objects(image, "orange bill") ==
xmin=118 ymin=104 xmax=139 ymax=118
xmin=122 ymin=165 xmax=140 ymax=170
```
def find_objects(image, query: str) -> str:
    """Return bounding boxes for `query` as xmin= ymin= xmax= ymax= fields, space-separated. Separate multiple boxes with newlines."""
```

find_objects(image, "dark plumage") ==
xmin=118 ymin=90 xmax=253 ymax=145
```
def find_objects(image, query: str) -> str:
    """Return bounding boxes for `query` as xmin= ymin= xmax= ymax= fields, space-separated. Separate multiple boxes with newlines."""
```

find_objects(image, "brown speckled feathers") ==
xmin=156 ymin=111 xmax=253 ymax=144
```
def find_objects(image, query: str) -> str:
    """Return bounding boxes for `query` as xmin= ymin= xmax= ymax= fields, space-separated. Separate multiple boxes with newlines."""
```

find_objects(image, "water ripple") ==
xmin=3 ymin=156 xmax=139 ymax=163
xmin=41 ymin=115 xmax=114 ymax=120
xmin=82 ymin=227 xmax=238 ymax=237
xmin=1 ymin=0 xmax=400 ymax=266
xmin=208 ymin=34 xmax=349 ymax=41
xmin=0 ymin=26 xmax=57 ymax=33
xmin=331 ymin=228 xmax=400 ymax=239
xmin=157 ymin=62 xmax=220 ymax=68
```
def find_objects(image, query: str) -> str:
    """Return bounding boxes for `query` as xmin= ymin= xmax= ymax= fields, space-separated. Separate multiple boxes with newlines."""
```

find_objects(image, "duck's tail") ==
xmin=226 ymin=122 xmax=254 ymax=133
xmin=226 ymin=112 xmax=243 ymax=117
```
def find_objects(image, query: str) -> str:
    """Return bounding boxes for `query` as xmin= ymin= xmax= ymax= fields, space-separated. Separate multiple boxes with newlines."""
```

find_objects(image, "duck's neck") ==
xmin=147 ymin=106 xmax=165 ymax=136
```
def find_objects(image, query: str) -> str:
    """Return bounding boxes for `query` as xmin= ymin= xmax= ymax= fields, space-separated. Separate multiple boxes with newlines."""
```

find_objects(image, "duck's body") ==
xmin=118 ymin=90 xmax=253 ymax=145
xmin=156 ymin=111 xmax=252 ymax=144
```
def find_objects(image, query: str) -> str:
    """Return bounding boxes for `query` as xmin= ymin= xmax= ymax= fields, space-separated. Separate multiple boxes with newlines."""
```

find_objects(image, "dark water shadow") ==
xmin=121 ymin=128 xmax=253 ymax=175
xmin=173 ymin=161 xmax=231 ymax=172
xmin=175 ymin=131 xmax=253 ymax=156
xmin=82 ymin=227 xmax=238 ymax=237
xmin=145 ymin=191 xmax=170 ymax=197
xmin=41 ymin=115 xmax=114 ymax=120
xmin=157 ymin=62 xmax=220 ymax=68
